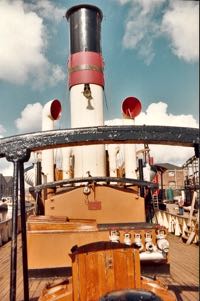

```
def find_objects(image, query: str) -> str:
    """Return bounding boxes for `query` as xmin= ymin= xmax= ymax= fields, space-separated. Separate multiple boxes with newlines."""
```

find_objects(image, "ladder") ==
xmin=182 ymin=191 xmax=198 ymax=244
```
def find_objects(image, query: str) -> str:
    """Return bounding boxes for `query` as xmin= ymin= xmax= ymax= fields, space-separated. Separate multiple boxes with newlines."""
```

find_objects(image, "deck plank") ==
xmin=0 ymin=233 xmax=199 ymax=301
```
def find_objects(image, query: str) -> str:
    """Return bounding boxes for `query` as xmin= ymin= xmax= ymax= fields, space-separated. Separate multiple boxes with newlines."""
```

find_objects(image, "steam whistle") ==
xmin=82 ymin=84 xmax=94 ymax=110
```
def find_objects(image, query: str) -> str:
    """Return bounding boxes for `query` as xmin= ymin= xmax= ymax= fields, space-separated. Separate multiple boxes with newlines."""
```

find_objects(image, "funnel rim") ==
xmin=66 ymin=4 xmax=103 ymax=20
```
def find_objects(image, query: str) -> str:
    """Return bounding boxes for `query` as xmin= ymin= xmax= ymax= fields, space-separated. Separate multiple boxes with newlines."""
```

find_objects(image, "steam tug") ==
xmin=1 ymin=3 xmax=198 ymax=301
xmin=25 ymin=4 xmax=176 ymax=300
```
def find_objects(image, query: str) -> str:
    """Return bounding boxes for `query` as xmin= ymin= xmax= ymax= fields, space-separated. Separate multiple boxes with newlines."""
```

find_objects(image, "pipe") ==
xmin=107 ymin=145 xmax=120 ymax=177
xmin=121 ymin=97 xmax=142 ymax=179
xmin=140 ymin=251 xmax=167 ymax=262
xmin=157 ymin=238 xmax=169 ymax=253
xmin=62 ymin=147 xmax=72 ymax=179
xmin=42 ymin=99 xmax=61 ymax=183
xmin=19 ymin=162 xmax=29 ymax=301
xmin=105 ymin=119 xmax=124 ymax=180
xmin=10 ymin=160 xmax=19 ymax=301
xmin=145 ymin=242 xmax=155 ymax=252
xmin=123 ymin=118 xmax=137 ymax=179
xmin=24 ymin=168 xmax=35 ymax=186
xmin=139 ymin=159 xmax=144 ymax=197
xmin=134 ymin=234 xmax=144 ymax=252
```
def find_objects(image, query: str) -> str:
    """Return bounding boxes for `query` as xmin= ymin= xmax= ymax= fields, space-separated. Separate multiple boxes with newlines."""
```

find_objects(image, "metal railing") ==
xmin=0 ymin=125 xmax=199 ymax=301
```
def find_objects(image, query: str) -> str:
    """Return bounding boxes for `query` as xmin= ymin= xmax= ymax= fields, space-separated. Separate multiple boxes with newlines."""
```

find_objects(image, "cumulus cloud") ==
xmin=135 ymin=102 xmax=198 ymax=165
xmin=107 ymin=102 xmax=198 ymax=165
xmin=15 ymin=103 xmax=43 ymax=133
xmin=161 ymin=0 xmax=199 ymax=62
xmin=0 ymin=155 xmax=37 ymax=177
xmin=136 ymin=102 xmax=198 ymax=127
xmin=118 ymin=0 xmax=132 ymax=4
xmin=118 ymin=0 xmax=166 ymax=64
xmin=117 ymin=0 xmax=199 ymax=63
xmin=0 ymin=0 xmax=65 ymax=87
xmin=48 ymin=65 xmax=66 ymax=86
xmin=25 ymin=0 xmax=65 ymax=22
xmin=0 ymin=124 xmax=6 ymax=138
xmin=0 ymin=159 xmax=13 ymax=177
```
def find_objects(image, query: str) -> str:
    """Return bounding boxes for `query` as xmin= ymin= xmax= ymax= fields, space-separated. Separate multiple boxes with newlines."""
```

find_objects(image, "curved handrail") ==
xmin=0 ymin=125 xmax=199 ymax=160
xmin=29 ymin=176 xmax=158 ymax=192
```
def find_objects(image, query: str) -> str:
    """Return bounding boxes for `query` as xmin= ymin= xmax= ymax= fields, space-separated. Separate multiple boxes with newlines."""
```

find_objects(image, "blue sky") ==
xmin=0 ymin=0 xmax=199 ymax=172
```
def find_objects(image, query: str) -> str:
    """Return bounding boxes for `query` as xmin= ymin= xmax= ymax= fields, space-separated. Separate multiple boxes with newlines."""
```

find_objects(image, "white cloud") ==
xmin=135 ymin=102 xmax=198 ymax=165
xmin=118 ymin=0 xmax=163 ymax=9
xmin=48 ymin=65 xmax=65 ymax=86
xmin=107 ymin=102 xmax=198 ymax=165
xmin=136 ymin=102 xmax=198 ymax=127
xmin=118 ymin=0 xmax=132 ymax=4
xmin=0 ymin=159 xmax=13 ymax=177
xmin=0 ymin=0 xmax=65 ymax=87
xmin=131 ymin=0 xmax=166 ymax=15
xmin=120 ymin=0 xmax=166 ymax=64
xmin=0 ymin=155 xmax=36 ymax=178
xmin=15 ymin=103 xmax=43 ymax=133
xmin=161 ymin=0 xmax=199 ymax=62
xmin=0 ymin=124 xmax=6 ymax=138
xmin=25 ymin=0 xmax=65 ymax=22
xmin=14 ymin=101 xmax=62 ymax=133
xmin=117 ymin=0 xmax=199 ymax=63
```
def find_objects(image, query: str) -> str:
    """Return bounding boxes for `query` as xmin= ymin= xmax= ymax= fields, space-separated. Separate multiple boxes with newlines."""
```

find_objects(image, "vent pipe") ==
xmin=42 ymin=99 xmax=61 ymax=183
xmin=121 ymin=97 xmax=142 ymax=179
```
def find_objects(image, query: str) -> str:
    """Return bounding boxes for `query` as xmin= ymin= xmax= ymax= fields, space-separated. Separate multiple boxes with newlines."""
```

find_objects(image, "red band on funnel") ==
xmin=68 ymin=52 xmax=104 ymax=88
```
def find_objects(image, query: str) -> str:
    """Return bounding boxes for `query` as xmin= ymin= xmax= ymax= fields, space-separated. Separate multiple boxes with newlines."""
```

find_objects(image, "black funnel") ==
xmin=66 ymin=4 xmax=103 ymax=54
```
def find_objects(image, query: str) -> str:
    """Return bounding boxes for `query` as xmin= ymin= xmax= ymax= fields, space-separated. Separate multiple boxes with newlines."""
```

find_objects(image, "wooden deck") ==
xmin=0 ymin=234 xmax=199 ymax=301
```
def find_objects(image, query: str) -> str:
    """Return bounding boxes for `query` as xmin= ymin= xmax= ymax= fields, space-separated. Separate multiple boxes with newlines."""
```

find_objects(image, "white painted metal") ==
xmin=143 ymin=163 xmax=156 ymax=182
xmin=105 ymin=119 xmax=124 ymax=181
xmin=157 ymin=238 xmax=169 ymax=253
xmin=140 ymin=251 xmax=167 ymax=261
xmin=42 ymin=100 xmax=61 ymax=183
xmin=107 ymin=145 xmax=119 ymax=177
xmin=70 ymin=84 xmax=104 ymax=127
xmin=70 ymin=84 xmax=105 ymax=177
xmin=123 ymin=118 xmax=137 ymax=178
xmin=62 ymin=148 xmax=72 ymax=179
xmin=154 ymin=209 xmax=199 ymax=243
xmin=168 ymin=214 xmax=174 ymax=233
xmin=24 ymin=169 xmax=35 ymax=187
xmin=134 ymin=233 xmax=144 ymax=252
xmin=163 ymin=213 xmax=169 ymax=229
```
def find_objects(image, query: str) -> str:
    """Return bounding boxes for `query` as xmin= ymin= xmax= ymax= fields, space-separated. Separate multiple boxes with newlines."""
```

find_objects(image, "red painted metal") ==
xmin=50 ymin=99 xmax=62 ymax=120
xmin=122 ymin=97 xmax=142 ymax=118
xmin=68 ymin=52 xmax=104 ymax=87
